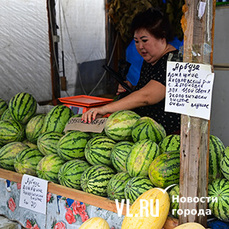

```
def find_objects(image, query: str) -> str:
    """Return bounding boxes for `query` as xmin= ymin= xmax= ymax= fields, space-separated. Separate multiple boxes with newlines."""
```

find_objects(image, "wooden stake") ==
xmin=179 ymin=0 xmax=215 ymax=226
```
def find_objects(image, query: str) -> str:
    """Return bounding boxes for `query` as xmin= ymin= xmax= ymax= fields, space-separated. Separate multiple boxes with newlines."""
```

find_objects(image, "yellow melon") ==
xmin=174 ymin=222 xmax=205 ymax=229
xmin=79 ymin=217 xmax=110 ymax=229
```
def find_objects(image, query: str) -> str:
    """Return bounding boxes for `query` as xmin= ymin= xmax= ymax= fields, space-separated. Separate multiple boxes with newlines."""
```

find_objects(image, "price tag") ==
xmin=19 ymin=174 xmax=48 ymax=214
xmin=64 ymin=117 xmax=107 ymax=133
xmin=165 ymin=61 xmax=214 ymax=120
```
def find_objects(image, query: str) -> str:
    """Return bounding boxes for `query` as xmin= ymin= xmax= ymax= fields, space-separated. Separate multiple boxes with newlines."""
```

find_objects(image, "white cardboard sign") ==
xmin=165 ymin=61 xmax=214 ymax=120
xmin=19 ymin=174 xmax=48 ymax=214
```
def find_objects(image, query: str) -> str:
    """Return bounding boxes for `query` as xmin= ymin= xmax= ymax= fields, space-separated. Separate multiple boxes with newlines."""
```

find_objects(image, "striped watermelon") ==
xmin=148 ymin=150 xmax=180 ymax=188
xmin=41 ymin=105 xmax=73 ymax=134
xmin=126 ymin=139 xmax=160 ymax=177
xmin=80 ymin=164 xmax=115 ymax=197
xmin=14 ymin=148 xmax=44 ymax=175
xmin=25 ymin=114 xmax=46 ymax=143
xmin=57 ymin=131 xmax=91 ymax=160
xmin=209 ymin=135 xmax=225 ymax=182
xmin=107 ymin=172 xmax=132 ymax=201
xmin=36 ymin=154 xmax=66 ymax=183
xmin=104 ymin=110 xmax=140 ymax=141
xmin=8 ymin=92 xmax=37 ymax=124
xmin=0 ymin=98 xmax=8 ymax=118
xmin=37 ymin=131 xmax=63 ymax=156
xmin=110 ymin=141 xmax=134 ymax=172
xmin=58 ymin=159 xmax=91 ymax=189
xmin=1 ymin=109 xmax=12 ymax=121
xmin=131 ymin=116 xmax=166 ymax=143
xmin=124 ymin=176 xmax=154 ymax=204
xmin=0 ymin=119 xmax=25 ymax=144
xmin=84 ymin=136 xmax=116 ymax=166
xmin=208 ymin=178 xmax=229 ymax=222
xmin=158 ymin=134 xmax=180 ymax=153
xmin=0 ymin=142 xmax=28 ymax=171
xmin=168 ymin=184 xmax=179 ymax=218
xmin=220 ymin=146 xmax=229 ymax=180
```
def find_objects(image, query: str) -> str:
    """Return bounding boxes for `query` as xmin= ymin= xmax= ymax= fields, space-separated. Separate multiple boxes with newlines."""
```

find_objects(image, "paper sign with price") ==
xmin=165 ymin=61 xmax=214 ymax=120
xmin=19 ymin=174 xmax=48 ymax=214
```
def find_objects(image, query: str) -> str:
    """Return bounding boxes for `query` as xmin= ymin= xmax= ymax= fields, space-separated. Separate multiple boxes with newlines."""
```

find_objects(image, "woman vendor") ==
xmin=82 ymin=8 xmax=181 ymax=135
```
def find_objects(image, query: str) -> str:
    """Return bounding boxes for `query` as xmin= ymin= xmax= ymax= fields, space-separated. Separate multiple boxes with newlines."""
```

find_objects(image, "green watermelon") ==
xmin=220 ymin=146 xmax=229 ymax=180
xmin=58 ymin=159 xmax=91 ymax=189
xmin=208 ymin=178 xmax=229 ymax=222
xmin=104 ymin=110 xmax=140 ymax=141
xmin=22 ymin=139 xmax=38 ymax=149
xmin=36 ymin=154 xmax=66 ymax=183
xmin=0 ymin=98 xmax=8 ymax=118
xmin=148 ymin=150 xmax=180 ymax=188
xmin=107 ymin=172 xmax=132 ymax=201
xmin=37 ymin=131 xmax=63 ymax=156
xmin=25 ymin=114 xmax=46 ymax=143
xmin=209 ymin=135 xmax=225 ymax=182
xmin=1 ymin=108 xmax=12 ymax=121
xmin=0 ymin=119 xmax=25 ymax=144
xmin=14 ymin=148 xmax=44 ymax=176
xmin=0 ymin=142 xmax=28 ymax=171
xmin=158 ymin=134 xmax=180 ymax=153
xmin=84 ymin=136 xmax=116 ymax=166
xmin=124 ymin=176 xmax=154 ymax=204
xmin=41 ymin=105 xmax=73 ymax=134
xmin=126 ymin=139 xmax=160 ymax=177
xmin=131 ymin=116 xmax=166 ymax=143
xmin=57 ymin=131 xmax=91 ymax=160
xmin=110 ymin=141 xmax=134 ymax=172
xmin=8 ymin=92 xmax=37 ymax=124
xmin=168 ymin=184 xmax=179 ymax=218
xmin=80 ymin=164 xmax=115 ymax=197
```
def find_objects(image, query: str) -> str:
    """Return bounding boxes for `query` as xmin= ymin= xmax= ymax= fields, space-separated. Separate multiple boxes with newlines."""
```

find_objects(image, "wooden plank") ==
xmin=0 ymin=168 xmax=126 ymax=215
xmin=179 ymin=0 xmax=215 ymax=226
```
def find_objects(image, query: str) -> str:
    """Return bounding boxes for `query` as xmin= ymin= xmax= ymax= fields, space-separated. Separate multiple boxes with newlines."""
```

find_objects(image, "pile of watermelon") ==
xmin=0 ymin=92 xmax=228 ymax=223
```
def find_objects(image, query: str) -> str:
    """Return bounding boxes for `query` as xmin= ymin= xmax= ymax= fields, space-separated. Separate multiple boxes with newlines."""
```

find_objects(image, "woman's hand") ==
xmin=81 ymin=107 xmax=105 ymax=123
xmin=116 ymin=81 xmax=133 ymax=95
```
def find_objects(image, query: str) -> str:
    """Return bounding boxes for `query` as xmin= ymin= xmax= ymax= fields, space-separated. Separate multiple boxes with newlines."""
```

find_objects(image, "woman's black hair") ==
xmin=131 ymin=7 xmax=174 ymax=43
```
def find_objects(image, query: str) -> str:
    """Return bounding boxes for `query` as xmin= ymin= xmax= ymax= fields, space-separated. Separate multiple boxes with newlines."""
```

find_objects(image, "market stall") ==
xmin=0 ymin=0 xmax=229 ymax=229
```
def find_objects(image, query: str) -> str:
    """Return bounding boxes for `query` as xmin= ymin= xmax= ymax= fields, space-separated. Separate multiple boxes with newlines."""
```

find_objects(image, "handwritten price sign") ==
xmin=19 ymin=174 xmax=48 ymax=214
xmin=165 ymin=61 xmax=214 ymax=120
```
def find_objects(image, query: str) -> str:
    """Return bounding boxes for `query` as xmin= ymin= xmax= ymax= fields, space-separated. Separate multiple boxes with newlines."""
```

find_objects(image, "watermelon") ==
xmin=57 ymin=131 xmax=91 ymax=160
xmin=14 ymin=148 xmax=44 ymax=176
xmin=80 ymin=164 xmax=115 ymax=197
xmin=107 ymin=172 xmax=132 ymax=201
xmin=8 ymin=92 xmax=37 ymax=124
xmin=131 ymin=116 xmax=166 ymax=143
xmin=126 ymin=139 xmax=160 ymax=177
xmin=41 ymin=105 xmax=73 ymax=134
xmin=148 ymin=150 xmax=180 ymax=188
xmin=25 ymin=114 xmax=46 ymax=143
xmin=209 ymin=135 xmax=225 ymax=182
xmin=0 ymin=142 xmax=28 ymax=171
xmin=110 ymin=141 xmax=134 ymax=172
xmin=0 ymin=98 xmax=8 ymax=118
xmin=124 ymin=176 xmax=154 ymax=204
xmin=208 ymin=178 xmax=229 ymax=222
xmin=220 ymin=146 xmax=229 ymax=180
xmin=158 ymin=134 xmax=180 ymax=153
xmin=37 ymin=131 xmax=63 ymax=156
xmin=58 ymin=159 xmax=91 ymax=189
xmin=36 ymin=154 xmax=66 ymax=183
xmin=84 ymin=136 xmax=116 ymax=166
xmin=104 ymin=110 xmax=140 ymax=141
xmin=168 ymin=184 xmax=179 ymax=218
xmin=1 ymin=108 xmax=12 ymax=121
xmin=0 ymin=119 xmax=25 ymax=144
xmin=22 ymin=139 xmax=38 ymax=149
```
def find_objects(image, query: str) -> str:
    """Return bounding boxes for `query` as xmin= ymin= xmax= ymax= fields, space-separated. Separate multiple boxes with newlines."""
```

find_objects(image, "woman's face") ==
xmin=134 ymin=29 xmax=167 ymax=65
